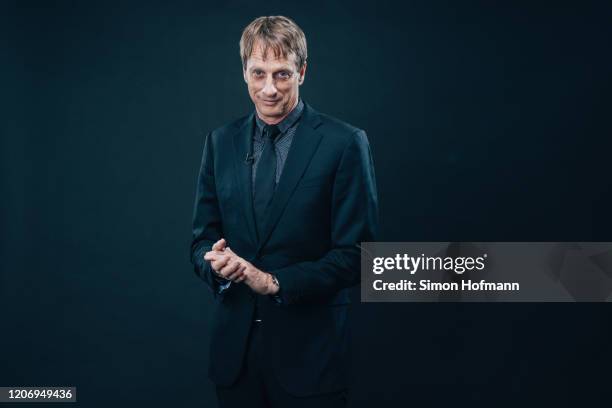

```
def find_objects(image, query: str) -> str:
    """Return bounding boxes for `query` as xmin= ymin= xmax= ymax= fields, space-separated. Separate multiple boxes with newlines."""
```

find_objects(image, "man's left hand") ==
xmin=205 ymin=247 xmax=279 ymax=296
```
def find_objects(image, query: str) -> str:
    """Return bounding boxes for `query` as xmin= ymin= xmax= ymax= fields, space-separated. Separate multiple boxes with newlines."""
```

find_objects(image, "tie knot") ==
xmin=263 ymin=124 xmax=281 ymax=142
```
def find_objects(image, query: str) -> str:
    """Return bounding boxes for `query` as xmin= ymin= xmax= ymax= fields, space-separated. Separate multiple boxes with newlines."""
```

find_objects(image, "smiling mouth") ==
xmin=261 ymin=99 xmax=278 ymax=105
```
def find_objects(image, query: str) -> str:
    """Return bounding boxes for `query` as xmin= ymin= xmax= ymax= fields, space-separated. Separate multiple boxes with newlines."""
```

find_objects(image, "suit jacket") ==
xmin=190 ymin=102 xmax=378 ymax=397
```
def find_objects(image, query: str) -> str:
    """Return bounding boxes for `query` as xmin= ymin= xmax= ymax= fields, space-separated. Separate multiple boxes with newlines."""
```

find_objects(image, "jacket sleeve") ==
xmin=271 ymin=130 xmax=379 ymax=304
xmin=190 ymin=132 xmax=228 ymax=298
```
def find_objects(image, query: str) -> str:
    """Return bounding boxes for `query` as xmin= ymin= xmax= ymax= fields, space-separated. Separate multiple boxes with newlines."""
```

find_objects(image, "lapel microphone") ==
xmin=245 ymin=153 xmax=254 ymax=164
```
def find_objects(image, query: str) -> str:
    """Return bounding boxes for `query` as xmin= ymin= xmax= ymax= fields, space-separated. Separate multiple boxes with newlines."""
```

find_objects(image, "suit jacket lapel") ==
xmin=231 ymin=113 xmax=259 ymax=248
xmin=257 ymin=103 xmax=324 ymax=252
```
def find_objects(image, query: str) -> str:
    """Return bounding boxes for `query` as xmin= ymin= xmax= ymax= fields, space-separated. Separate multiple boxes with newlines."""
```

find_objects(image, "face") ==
xmin=243 ymin=41 xmax=306 ymax=124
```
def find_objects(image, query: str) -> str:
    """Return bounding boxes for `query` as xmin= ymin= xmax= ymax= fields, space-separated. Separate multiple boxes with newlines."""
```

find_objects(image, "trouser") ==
xmin=215 ymin=321 xmax=348 ymax=408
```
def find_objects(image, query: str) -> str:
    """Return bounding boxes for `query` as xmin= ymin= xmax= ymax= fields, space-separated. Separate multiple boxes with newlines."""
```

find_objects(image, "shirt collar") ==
xmin=254 ymin=98 xmax=304 ymax=134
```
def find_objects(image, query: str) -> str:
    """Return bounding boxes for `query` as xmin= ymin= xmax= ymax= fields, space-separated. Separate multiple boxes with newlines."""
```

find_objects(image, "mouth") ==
xmin=261 ymin=99 xmax=279 ymax=106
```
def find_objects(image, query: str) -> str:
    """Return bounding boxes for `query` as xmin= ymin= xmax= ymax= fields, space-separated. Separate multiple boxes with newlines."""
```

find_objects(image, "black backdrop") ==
xmin=2 ymin=1 xmax=611 ymax=407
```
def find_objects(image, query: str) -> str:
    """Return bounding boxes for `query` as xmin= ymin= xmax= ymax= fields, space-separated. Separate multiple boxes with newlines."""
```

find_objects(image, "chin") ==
xmin=260 ymin=105 xmax=282 ymax=116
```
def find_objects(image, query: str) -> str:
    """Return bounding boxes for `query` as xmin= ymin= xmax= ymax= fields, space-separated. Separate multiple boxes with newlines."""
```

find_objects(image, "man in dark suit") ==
xmin=190 ymin=16 xmax=378 ymax=408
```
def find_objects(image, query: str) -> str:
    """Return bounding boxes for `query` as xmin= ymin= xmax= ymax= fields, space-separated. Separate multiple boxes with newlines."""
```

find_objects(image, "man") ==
xmin=190 ymin=16 xmax=378 ymax=408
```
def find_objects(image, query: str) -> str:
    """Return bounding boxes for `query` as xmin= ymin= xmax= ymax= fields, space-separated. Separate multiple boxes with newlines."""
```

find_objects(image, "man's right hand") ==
xmin=204 ymin=238 xmax=246 ymax=281
xmin=212 ymin=238 xmax=226 ymax=252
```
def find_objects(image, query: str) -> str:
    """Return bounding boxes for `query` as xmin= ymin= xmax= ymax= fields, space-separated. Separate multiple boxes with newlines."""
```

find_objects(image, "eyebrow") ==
xmin=249 ymin=66 xmax=293 ymax=73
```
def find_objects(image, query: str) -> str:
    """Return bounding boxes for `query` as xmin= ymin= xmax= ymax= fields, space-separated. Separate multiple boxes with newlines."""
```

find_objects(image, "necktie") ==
xmin=253 ymin=124 xmax=281 ymax=238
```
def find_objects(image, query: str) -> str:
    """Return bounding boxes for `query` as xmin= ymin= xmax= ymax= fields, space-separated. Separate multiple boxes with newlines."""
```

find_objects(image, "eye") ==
xmin=252 ymin=70 xmax=265 ymax=78
xmin=276 ymin=71 xmax=292 ymax=80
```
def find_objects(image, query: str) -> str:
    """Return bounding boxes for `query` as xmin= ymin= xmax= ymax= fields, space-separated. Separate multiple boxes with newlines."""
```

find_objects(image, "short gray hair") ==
xmin=239 ymin=16 xmax=307 ymax=71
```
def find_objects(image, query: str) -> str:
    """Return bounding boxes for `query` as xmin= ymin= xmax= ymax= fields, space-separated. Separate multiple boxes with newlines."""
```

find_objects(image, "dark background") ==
xmin=2 ymin=0 xmax=611 ymax=407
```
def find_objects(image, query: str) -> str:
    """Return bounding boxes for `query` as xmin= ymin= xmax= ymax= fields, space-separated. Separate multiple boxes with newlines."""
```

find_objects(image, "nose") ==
xmin=261 ymin=75 xmax=277 ymax=97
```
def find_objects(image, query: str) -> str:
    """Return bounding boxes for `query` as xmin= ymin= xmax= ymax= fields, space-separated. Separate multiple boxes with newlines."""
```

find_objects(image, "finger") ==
xmin=239 ymin=266 xmax=248 ymax=279
xmin=240 ymin=264 xmax=253 ymax=277
xmin=205 ymin=250 xmax=226 ymax=261
xmin=204 ymin=252 xmax=218 ymax=261
xmin=212 ymin=238 xmax=225 ymax=250
xmin=212 ymin=257 xmax=230 ymax=271
xmin=219 ymin=260 xmax=240 ymax=276
xmin=233 ymin=267 xmax=248 ymax=282
xmin=204 ymin=249 xmax=223 ymax=258
xmin=211 ymin=257 xmax=230 ymax=271
xmin=223 ymin=247 xmax=244 ymax=264
xmin=212 ymin=238 xmax=226 ymax=251
xmin=225 ymin=267 xmax=245 ymax=281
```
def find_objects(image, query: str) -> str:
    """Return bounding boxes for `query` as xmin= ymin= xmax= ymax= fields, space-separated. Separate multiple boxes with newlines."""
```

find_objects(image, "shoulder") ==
xmin=308 ymin=105 xmax=368 ymax=149
xmin=208 ymin=113 xmax=252 ymax=143
xmin=317 ymin=112 xmax=362 ymax=134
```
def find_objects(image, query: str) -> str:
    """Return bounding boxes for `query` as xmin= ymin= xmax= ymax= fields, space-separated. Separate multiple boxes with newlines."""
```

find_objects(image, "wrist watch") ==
xmin=269 ymin=274 xmax=283 ymax=304
xmin=270 ymin=273 xmax=280 ymax=290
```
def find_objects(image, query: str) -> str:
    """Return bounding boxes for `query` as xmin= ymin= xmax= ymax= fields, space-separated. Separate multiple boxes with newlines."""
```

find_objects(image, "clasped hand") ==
xmin=204 ymin=238 xmax=278 ymax=296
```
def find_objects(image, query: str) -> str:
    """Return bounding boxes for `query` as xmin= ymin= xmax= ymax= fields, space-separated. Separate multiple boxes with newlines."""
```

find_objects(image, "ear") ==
xmin=243 ymin=68 xmax=248 ymax=84
xmin=298 ymin=62 xmax=307 ymax=85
